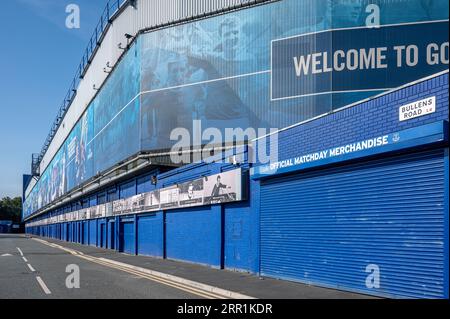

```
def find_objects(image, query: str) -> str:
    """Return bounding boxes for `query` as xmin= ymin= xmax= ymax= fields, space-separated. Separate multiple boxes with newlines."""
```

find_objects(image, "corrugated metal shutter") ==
xmin=121 ymin=222 xmax=135 ymax=254
xmin=108 ymin=221 xmax=116 ymax=250
xmin=260 ymin=149 xmax=446 ymax=299
xmin=100 ymin=223 xmax=106 ymax=248
xmin=166 ymin=207 xmax=221 ymax=267
xmin=83 ymin=221 xmax=89 ymax=245
xmin=89 ymin=220 xmax=97 ymax=246
xmin=138 ymin=214 xmax=163 ymax=257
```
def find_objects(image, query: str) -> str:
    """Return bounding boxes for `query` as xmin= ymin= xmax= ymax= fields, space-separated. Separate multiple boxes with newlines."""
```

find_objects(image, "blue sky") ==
xmin=0 ymin=0 xmax=107 ymax=198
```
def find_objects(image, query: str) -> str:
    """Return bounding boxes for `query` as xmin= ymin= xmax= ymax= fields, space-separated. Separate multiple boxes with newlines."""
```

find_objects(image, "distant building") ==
xmin=0 ymin=220 xmax=13 ymax=234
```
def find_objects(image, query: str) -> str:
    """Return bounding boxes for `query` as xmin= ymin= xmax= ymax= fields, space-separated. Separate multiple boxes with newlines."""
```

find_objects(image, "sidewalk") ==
xmin=31 ymin=235 xmax=375 ymax=299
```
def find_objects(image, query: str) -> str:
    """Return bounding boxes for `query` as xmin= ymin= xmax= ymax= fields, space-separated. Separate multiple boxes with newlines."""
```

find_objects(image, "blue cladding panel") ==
xmin=89 ymin=196 xmax=97 ymax=207
xmin=83 ymin=221 xmax=89 ymax=245
xmin=260 ymin=149 xmax=446 ymax=299
xmin=166 ymin=207 xmax=221 ymax=267
xmin=98 ymin=193 xmax=106 ymax=204
xmin=121 ymin=222 xmax=135 ymax=254
xmin=99 ymin=223 xmax=106 ymax=248
xmin=61 ymin=224 xmax=66 ymax=241
xmin=89 ymin=220 xmax=97 ymax=246
xmin=137 ymin=213 xmax=163 ymax=257
xmin=137 ymin=175 xmax=154 ymax=194
xmin=108 ymin=222 xmax=115 ymax=250
xmin=107 ymin=188 xmax=119 ymax=202
xmin=78 ymin=223 xmax=81 ymax=243
xmin=120 ymin=180 xmax=136 ymax=199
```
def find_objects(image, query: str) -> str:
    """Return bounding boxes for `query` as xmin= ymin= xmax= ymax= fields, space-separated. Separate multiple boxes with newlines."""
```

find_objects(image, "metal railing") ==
xmin=37 ymin=0 xmax=130 ymax=165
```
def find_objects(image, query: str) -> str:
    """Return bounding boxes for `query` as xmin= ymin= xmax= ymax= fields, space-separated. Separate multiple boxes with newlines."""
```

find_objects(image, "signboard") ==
xmin=399 ymin=96 xmax=436 ymax=121
xmin=272 ymin=21 xmax=449 ymax=100
xmin=251 ymin=121 xmax=446 ymax=179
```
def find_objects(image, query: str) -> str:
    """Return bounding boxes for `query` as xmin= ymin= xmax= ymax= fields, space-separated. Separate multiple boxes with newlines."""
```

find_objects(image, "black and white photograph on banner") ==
xmin=112 ymin=199 xmax=125 ymax=216
xmin=142 ymin=190 xmax=161 ymax=211
xmin=122 ymin=197 xmax=134 ymax=214
xmin=105 ymin=202 xmax=113 ymax=217
xmin=130 ymin=194 xmax=145 ymax=213
xmin=160 ymin=186 xmax=179 ymax=209
xmin=178 ymin=178 xmax=204 ymax=207
xmin=203 ymin=169 xmax=242 ymax=205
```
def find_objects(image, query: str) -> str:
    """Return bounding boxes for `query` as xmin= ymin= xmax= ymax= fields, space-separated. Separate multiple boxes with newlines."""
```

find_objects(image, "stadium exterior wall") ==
xmin=26 ymin=72 xmax=449 ymax=298
xmin=38 ymin=0 xmax=275 ymax=179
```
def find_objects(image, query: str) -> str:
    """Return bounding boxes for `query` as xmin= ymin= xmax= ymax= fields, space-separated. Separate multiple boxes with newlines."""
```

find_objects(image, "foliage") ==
xmin=0 ymin=197 xmax=22 ymax=222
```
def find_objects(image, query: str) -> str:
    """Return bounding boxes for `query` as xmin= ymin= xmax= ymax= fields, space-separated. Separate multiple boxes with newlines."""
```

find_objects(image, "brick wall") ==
xmin=260 ymin=72 xmax=449 ymax=163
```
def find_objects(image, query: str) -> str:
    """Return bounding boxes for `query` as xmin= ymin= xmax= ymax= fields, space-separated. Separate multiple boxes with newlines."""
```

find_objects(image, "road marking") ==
xmin=22 ymin=257 xmax=28 ymax=262
xmin=32 ymin=238 xmax=254 ymax=299
xmin=36 ymin=276 xmax=52 ymax=295
xmin=27 ymin=264 xmax=36 ymax=272
xmin=97 ymin=257 xmax=254 ymax=299
xmin=79 ymin=255 xmax=221 ymax=299
xmin=17 ymin=247 xmax=23 ymax=256
xmin=1 ymin=253 xmax=12 ymax=257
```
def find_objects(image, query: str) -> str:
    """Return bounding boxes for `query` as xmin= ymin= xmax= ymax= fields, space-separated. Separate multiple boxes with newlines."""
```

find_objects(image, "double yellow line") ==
xmin=33 ymin=238 xmax=231 ymax=299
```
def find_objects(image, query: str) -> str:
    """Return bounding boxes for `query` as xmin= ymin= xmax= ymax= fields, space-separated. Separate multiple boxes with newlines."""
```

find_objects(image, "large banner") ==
xmin=26 ymin=168 xmax=244 ymax=226
xmin=272 ymin=21 xmax=448 ymax=100
xmin=24 ymin=0 xmax=449 ymax=219
xmin=139 ymin=0 xmax=449 ymax=150
xmin=110 ymin=168 xmax=243 ymax=216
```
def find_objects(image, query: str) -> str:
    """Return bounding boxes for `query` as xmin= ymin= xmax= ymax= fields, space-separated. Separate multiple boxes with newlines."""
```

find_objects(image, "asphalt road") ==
xmin=0 ymin=234 xmax=201 ymax=299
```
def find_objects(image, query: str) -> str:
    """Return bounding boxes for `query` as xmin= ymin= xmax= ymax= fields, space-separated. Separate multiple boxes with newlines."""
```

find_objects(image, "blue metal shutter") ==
xmin=166 ymin=207 xmax=221 ymax=267
xmin=138 ymin=214 xmax=163 ymax=257
xmin=83 ymin=221 xmax=89 ymax=245
xmin=121 ymin=222 xmax=135 ymax=254
xmin=100 ymin=223 xmax=106 ymax=248
xmin=108 ymin=221 xmax=115 ymax=250
xmin=89 ymin=220 xmax=97 ymax=246
xmin=260 ymin=149 xmax=446 ymax=299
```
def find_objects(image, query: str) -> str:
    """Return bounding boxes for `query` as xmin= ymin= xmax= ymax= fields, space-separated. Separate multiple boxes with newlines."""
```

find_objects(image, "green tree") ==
xmin=0 ymin=197 xmax=22 ymax=222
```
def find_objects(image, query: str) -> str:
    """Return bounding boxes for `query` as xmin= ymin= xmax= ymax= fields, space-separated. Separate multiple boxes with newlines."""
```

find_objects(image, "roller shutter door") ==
xmin=138 ymin=214 xmax=163 ymax=257
xmin=166 ymin=207 xmax=221 ymax=267
xmin=260 ymin=149 xmax=447 ymax=298
xmin=99 ymin=224 xmax=106 ymax=248
xmin=120 ymin=221 xmax=135 ymax=254
xmin=83 ymin=221 xmax=89 ymax=245
xmin=108 ymin=221 xmax=115 ymax=250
